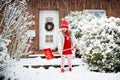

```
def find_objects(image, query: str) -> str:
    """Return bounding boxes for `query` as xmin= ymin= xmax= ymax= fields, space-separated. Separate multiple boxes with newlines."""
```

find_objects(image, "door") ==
xmin=39 ymin=10 xmax=59 ymax=50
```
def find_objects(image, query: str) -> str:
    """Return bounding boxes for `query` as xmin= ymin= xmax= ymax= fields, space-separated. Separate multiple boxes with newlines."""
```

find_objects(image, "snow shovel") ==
xmin=42 ymin=48 xmax=72 ymax=60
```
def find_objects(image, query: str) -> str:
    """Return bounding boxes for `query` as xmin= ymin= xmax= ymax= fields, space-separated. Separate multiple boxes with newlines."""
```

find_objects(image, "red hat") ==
xmin=60 ymin=18 xmax=69 ymax=28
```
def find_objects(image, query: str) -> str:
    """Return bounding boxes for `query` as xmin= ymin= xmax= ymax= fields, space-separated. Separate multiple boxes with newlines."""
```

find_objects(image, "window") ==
xmin=45 ymin=35 xmax=53 ymax=43
xmin=46 ymin=17 xmax=53 ymax=22
xmin=84 ymin=9 xmax=106 ymax=17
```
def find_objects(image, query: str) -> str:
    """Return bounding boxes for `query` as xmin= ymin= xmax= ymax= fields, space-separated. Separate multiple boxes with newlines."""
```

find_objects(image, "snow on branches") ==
xmin=0 ymin=0 xmax=34 ymax=60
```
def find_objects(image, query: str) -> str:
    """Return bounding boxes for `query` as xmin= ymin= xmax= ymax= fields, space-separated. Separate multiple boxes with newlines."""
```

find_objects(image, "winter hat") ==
xmin=60 ymin=18 xmax=69 ymax=28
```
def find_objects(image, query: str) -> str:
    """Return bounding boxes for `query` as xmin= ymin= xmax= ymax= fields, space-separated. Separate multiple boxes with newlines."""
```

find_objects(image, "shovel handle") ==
xmin=53 ymin=48 xmax=73 ymax=54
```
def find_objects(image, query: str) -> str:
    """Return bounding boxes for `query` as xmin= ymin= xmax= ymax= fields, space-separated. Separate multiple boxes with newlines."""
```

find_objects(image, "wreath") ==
xmin=45 ymin=22 xmax=54 ymax=31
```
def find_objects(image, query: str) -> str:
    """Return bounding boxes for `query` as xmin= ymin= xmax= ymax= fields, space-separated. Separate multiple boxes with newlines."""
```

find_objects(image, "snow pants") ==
xmin=61 ymin=54 xmax=72 ymax=69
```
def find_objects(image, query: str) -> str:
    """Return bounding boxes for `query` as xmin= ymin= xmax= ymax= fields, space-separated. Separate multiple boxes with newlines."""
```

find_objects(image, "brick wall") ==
xmin=28 ymin=0 xmax=120 ymax=54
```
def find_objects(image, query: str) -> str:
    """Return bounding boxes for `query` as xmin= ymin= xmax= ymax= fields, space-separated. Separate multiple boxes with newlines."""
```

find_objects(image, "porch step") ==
xmin=23 ymin=64 xmax=79 ymax=69
xmin=22 ymin=54 xmax=82 ymax=69
xmin=28 ymin=54 xmax=61 ymax=58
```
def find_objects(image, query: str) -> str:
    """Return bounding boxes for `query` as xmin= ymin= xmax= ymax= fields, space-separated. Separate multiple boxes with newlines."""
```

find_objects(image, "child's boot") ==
xmin=61 ymin=68 xmax=64 ymax=73
xmin=69 ymin=67 xmax=72 ymax=72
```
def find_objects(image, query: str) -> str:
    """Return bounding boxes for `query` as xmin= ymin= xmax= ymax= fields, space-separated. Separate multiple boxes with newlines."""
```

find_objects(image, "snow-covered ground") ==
xmin=6 ymin=54 xmax=120 ymax=80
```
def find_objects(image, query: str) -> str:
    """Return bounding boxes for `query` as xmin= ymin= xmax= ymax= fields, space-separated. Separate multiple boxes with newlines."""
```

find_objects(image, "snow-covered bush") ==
xmin=65 ymin=11 xmax=97 ymax=40
xmin=0 ymin=36 xmax=10 ymax=61
xmin=80 ymin=18 xmax=120 ymax=72
xmin=0 ymin=35 xmax=11 ymax=79
xmin=65 ymin=11 xmax=120 ymax=72
xmin=0 ymin=37 xmax=18 ymax=80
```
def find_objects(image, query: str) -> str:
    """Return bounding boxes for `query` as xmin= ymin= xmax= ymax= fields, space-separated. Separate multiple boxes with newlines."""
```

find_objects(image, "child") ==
xmin=58 ymin=18 xmax=78 ymax=73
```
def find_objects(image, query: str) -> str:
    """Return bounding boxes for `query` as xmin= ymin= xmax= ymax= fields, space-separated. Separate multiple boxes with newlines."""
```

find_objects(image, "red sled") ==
xmin=42 ymin=48 xmax=54 ymax=60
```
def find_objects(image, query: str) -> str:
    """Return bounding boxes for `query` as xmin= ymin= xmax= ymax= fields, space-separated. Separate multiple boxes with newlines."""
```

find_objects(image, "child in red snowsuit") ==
xmin=58 ymin=19 xmax=78 ymax=73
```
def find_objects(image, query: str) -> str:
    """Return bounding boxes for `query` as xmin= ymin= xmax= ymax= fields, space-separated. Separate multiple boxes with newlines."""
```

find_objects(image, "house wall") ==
xmin=27 ymin=0 xmax=120 ymax=54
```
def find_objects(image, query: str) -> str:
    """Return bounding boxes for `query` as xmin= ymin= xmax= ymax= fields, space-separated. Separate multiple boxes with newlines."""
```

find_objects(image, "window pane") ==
xmin=45 ymin=35 xmax=53 ymax=43
xmin=50 ymin=35 xmax=53 ymax=43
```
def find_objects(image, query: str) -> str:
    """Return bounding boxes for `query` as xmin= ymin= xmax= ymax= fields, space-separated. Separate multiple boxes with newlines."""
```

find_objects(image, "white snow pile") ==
xmin=1 ymin=56 xmax=120 ymax=80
